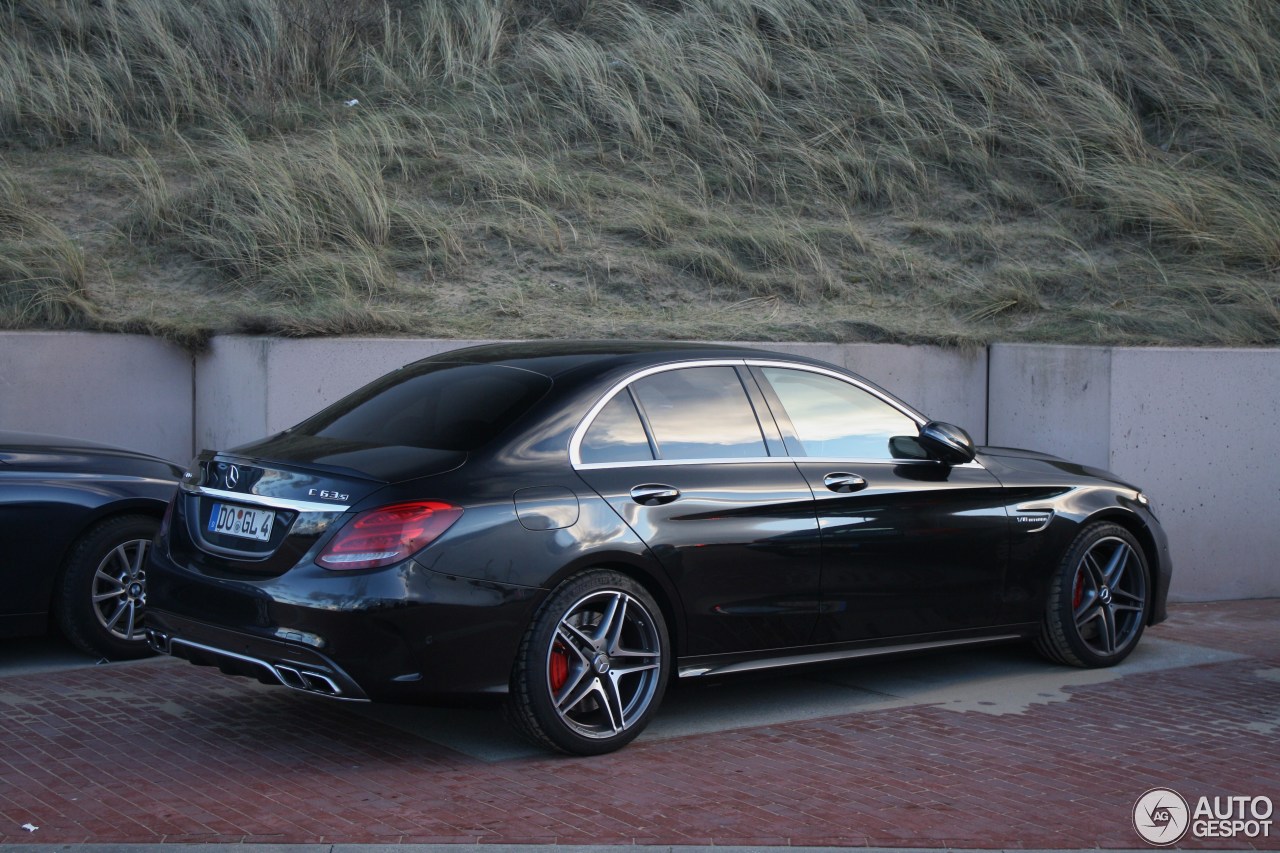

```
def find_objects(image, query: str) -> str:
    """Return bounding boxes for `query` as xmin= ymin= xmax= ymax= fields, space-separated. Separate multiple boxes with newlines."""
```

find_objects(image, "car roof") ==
xmin=418 ymin=340 xmax=832 ymax=378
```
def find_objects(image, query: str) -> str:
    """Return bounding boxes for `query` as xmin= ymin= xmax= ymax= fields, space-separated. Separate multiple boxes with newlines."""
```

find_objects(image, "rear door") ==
xmin=751 ymin=364 xmax=1010 ymax=644
xmin=572 ymin=363 xmax=822 ymax=657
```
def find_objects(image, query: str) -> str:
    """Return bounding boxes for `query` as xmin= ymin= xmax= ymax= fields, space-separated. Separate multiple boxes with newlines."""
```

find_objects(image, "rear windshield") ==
xmin=292 ymin=362 xmax=552 ymax=452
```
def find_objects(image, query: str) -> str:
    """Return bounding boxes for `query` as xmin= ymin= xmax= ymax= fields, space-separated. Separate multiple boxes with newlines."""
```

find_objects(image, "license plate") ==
xmin=208 ymin=502 xmax=275 ymax=542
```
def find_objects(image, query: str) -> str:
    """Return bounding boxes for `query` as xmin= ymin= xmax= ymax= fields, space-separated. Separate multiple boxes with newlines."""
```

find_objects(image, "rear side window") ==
xmin=580 ymin=392 xmax=654 ymax=464
xmin=294 ymin=363 xmax=552 ymax=452
xmin=630 ymin=366 xmax=768 ymax=460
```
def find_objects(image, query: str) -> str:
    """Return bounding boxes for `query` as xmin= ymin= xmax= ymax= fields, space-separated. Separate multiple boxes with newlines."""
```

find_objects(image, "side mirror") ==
xmin=918 ymin=421 xmax=976 ymax=465
xmin=888 ymin=435 xmax=930 ymax=460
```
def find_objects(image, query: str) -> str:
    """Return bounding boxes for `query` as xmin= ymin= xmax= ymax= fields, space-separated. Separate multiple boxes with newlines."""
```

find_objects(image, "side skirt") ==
xmin=677 ymin=630 xmax=1033 ymax=678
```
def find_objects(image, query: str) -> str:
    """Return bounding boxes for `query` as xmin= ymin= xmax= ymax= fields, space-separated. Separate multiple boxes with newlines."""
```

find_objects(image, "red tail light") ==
xmin=317 ymin=501 xmax=463 ymax=571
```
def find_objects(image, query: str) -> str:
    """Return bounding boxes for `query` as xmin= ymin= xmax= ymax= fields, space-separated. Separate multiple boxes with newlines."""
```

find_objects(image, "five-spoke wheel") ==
xmin=56 ymin=514 xmax=158 ymax=660
xmin=509 ymin=569 xmax=669 ymax=755
xmin=1037 ymin=522 xmax=1149 ymax=667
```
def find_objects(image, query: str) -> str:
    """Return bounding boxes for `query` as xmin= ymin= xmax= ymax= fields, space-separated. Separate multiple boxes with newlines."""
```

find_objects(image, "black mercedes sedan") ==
xmin=145 ymin=342 xmax=1171 ymax=754
xmin=1 ymin=432 xmax=183 ymax=659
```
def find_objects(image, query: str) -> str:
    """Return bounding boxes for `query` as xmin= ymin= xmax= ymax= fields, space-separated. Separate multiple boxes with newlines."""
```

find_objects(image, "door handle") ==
xmin=630 ymin=484 xmax=681 ymax=506
xmin=822 ymin=472 xmax=867 ymax=493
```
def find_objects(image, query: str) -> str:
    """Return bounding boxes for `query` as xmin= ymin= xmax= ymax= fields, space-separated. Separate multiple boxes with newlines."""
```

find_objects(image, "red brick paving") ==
xmin=1 ymin=600 xmax=1278 ymax=848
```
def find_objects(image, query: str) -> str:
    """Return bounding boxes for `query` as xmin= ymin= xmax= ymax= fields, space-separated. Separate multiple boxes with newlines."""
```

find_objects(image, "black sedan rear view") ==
xmin=145 ymin=342 xmax=1171 ymax=754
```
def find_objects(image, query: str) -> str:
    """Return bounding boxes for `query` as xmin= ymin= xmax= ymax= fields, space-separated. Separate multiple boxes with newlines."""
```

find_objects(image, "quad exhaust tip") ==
xmin=273 ymin=664 xmax=342 ymax=695
xmin=145 ymin=628 xmax=361 ymax=701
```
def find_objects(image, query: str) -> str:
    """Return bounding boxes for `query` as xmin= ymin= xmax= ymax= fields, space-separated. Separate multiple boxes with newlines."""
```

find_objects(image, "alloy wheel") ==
xmin=91 ymin=538 xmax=150 ymax=642
xmin=545 ymin=589 xmax=663 ymax=740
xmin=1070 ymin=535 xmax=1146 ymax=656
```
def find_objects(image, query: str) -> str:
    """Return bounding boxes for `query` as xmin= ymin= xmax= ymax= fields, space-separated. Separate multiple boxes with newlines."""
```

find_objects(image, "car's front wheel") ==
xmin=1036 ymin=522 xmax=1150 ymax=667
xmin=55 ymin=514 xmax=158 ymax=660
xmin=508 ymin=569 xmax=670 ymax=755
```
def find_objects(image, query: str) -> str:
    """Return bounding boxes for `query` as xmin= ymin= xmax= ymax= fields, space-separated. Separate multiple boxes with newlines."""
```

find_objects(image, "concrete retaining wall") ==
xmin=194 ymin=337 xmax=494 ymax=452
xmin=0 ymin=331 xmax=192 ymax=463
xmin=2 ymin=332 xmax=1276 ymax=601
xmin=990 ymin=344 xmax=1280 ymax=601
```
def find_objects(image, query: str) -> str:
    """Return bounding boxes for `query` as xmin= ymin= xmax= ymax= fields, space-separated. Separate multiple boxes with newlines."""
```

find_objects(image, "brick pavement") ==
xmin=1 ymin=600 xmax=1277 ymax=849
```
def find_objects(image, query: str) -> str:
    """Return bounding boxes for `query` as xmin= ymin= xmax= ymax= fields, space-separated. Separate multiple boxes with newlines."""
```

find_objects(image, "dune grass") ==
xmin=1 ymin=0 xmax=1278 ymax=348
xmin=0 ymin=169 xmax=94 ymax=327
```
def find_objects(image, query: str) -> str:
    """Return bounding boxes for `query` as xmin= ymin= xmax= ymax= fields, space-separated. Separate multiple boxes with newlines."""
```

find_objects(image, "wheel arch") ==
xmin=40 ymin=499 xmax=169 ymax=626
xmin=50 ymin=508 xmax=163 ymax=657
xmin=1081 ymin=508 xmax=1165 ymax=625
xmin=54 ymin=501 xmax=167 ymax=574
xmin=592 ymin=560 xmax=682 ymax=658
xmin=542 ymin=553 xmax=686 ymax=659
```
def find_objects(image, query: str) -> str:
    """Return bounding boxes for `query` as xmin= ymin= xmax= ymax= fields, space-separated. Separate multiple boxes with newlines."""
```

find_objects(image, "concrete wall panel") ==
xmin=0 ymin=331 xmax=191 ymax=462
xmin=262 ymin=338 xmax=491 ymax=436
xmin=193 ymin=336 xmax=269 ymax=454
xmin=988 ymin=344 xmax=1280 ymax=602
xmin=1110 ymin=349 xmax=1280 ymax=601
xmin=195 ymin=337 xmax=491 ymax=452
xmin=987 ymin=344 xmax=1112 ymax=470
xmin=840 ymin=344 xmax=988 ymax=442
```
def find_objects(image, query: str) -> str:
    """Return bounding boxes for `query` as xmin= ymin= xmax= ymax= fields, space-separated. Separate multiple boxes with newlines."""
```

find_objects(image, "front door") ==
xmin=751 ymin=365 xmax=1010 ymax=644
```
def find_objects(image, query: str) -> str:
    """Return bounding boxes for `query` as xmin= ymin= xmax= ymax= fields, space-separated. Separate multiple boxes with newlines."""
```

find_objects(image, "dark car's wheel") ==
xmin=508 ymin=570 xmax=670 ymax=755
xmin=55 ymin=514 xmax=158 ymax=660
xmin=1036 ymin=522 xmax=1149 ymax=668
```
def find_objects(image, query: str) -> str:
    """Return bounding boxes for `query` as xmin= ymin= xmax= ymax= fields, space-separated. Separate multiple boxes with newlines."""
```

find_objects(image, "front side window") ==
xmin=761 ymin=367 xmax=918 ymax=460
xmin=630 ymin=366 xmax=769 ymax=460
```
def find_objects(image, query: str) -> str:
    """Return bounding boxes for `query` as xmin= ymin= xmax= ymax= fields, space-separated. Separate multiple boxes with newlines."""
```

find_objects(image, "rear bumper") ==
xmin=146 ymin=610 xmax=370 ymax=700
xmin=145 ymin=550 xmax=545 ymax=704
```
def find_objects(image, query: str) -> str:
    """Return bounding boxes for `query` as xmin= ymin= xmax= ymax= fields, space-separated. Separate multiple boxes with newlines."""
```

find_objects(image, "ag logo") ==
xmin=1134 ymin=787 xmax=1190 ymax=845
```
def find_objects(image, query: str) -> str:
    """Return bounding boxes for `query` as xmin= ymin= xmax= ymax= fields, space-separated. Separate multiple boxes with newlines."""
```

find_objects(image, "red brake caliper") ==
xmin=549 ymin=642 xmax=569 ymax=691
xmin=1072 ymin=572 xmax=1085 ymax=610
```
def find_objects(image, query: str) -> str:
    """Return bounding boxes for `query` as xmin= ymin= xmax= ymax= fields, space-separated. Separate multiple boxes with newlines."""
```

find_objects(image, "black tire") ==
xmin=1036 ymin=522 xmax=1150 ymax=668
xmin=507 ymin=569 xmax=670 ymax=755
xmin=55 ymin=514 xmax=158 ymax=660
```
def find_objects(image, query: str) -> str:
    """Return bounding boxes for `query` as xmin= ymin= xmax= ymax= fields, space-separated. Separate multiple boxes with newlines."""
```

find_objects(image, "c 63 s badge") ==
xmin=308 ymin=489 xmax=350 ymax=502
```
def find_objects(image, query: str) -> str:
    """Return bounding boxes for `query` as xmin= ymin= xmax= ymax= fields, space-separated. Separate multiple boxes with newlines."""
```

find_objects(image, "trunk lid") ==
xmin=171 ymin=436 xmax=466 ymax=577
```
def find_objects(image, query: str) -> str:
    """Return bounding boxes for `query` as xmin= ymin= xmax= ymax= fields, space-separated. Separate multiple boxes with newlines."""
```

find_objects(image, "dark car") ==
xmin=0 ymin=432 xmax=183 ymax=659
xmin=145 ymin=342 xmax=1171 ymax=754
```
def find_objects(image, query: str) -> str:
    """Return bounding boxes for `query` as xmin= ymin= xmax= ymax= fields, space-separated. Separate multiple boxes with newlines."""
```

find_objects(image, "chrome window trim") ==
xmin=569 ymin=358 xmax=965 ymax=470
xmin=182 ymin=484 xmax=351 ymax=514
xmin=574 ymin=456 xmax=961 ymax=471
xmin=744 ymin=359 xmax=928 ymax=427
xmin=804 ymin=456 xmax=986 ymax=470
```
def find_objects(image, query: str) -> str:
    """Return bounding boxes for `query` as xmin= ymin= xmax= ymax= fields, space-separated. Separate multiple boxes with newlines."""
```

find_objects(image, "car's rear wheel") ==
xmin=508 ymin=569 xmax=669 ymax=755
xmin=55 ymin=514 xmax=158 ymax=660
xmin=1036 ymin=522 xmax=1149 ymax=667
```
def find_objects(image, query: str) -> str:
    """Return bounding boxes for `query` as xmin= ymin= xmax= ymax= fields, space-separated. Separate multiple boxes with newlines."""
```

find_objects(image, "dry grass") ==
xmin=2 ymin=0 xmax=1278 ymax=348
xmin=0 ymin=169 xmax=94 ymax=327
